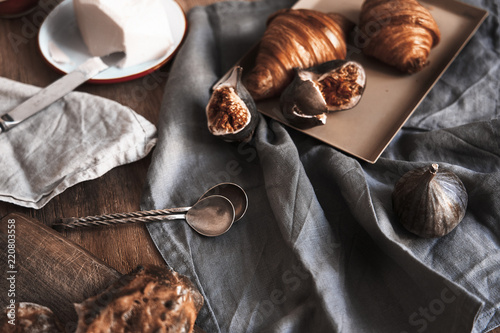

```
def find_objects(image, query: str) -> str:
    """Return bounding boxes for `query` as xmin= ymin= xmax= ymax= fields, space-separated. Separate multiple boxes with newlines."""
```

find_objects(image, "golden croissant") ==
xmin=244 ymin=9 xmax=353 ymax=101
xmin=358 ymin=0 xmax=441 ymax=73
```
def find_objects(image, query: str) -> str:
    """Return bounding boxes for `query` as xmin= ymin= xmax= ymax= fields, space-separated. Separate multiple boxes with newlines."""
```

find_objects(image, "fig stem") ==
xmin=430 ymin=163 xmax=439 ymax=174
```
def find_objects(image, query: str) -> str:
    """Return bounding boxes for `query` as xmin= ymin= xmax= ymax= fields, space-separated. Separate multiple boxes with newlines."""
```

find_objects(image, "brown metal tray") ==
xmin=241 ymin=0 xmax=488 ymax=163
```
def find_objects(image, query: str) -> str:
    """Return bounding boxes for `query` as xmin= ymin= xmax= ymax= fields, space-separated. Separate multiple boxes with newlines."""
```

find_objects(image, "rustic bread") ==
xmin=0 ymin=302 xmax=64 ymax=333
xmin=74 ymin=265 xmax=204 ymax=333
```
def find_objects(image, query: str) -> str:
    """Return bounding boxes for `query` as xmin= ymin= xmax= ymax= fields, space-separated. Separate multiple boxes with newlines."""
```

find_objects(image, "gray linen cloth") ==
xmin=141 ymin=0 xmax=500 ymax=332
xmin=0 ymin=77 xmax=157 ymax=208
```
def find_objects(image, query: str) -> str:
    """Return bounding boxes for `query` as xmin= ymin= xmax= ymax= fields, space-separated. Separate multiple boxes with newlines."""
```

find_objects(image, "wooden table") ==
xmin=0 ymin=0 xmax=233 ymax=275
xmin=1 ymin=1 xmax=499 ymax=332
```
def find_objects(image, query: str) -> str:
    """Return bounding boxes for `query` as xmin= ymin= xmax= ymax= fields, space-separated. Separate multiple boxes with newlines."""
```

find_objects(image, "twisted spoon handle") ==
xmin=54 ymin=208 xmax=189 ymax=229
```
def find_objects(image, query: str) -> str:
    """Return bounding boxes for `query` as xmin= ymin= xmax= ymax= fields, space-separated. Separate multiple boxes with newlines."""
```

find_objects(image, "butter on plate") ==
xmin=73 ymin=0 xmax=174 ymax=68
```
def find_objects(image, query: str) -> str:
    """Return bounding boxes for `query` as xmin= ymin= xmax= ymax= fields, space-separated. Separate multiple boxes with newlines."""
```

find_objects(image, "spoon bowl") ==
xmin=199 ymin=182 xmax=248 ymax=222
xmin=186 ymin=195 xmax=235 ymax=236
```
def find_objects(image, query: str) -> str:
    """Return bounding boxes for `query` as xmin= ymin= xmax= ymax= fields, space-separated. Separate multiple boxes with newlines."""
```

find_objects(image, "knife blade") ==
xmin=0 ymin=52 xmax=125 ymax=133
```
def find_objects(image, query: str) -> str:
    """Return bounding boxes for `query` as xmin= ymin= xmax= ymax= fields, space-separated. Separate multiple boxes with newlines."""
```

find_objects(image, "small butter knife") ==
xmin=0 ymin=52 xmax=125 ymax=133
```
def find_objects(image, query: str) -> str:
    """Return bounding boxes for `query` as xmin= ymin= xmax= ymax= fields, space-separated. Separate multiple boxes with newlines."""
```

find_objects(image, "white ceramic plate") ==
xmin=38 ymin=0 xmax=187 ymax=83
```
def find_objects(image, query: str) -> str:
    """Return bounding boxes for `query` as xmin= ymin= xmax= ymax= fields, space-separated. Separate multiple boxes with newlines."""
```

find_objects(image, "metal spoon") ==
xmin=63 ymin=182 xmax=248 ymax=224
xmin=53 ymin=195 xmax=235 ymax=237
xmin=53 ymin=182 xmax=248 ymax=234
xmin=198 ymin=182 xmax=248 ymax=222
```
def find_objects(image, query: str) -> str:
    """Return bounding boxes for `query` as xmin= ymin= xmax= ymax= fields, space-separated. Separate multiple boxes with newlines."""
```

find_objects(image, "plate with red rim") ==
xmin=37 ymin=0 xmax=187 ymax=84
xmin=240 ymin=0 xmax=488 ymax=163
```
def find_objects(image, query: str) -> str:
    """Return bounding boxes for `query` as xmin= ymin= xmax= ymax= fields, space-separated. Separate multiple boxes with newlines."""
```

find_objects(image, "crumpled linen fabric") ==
xmin=141 ymin=0 xmax=500 ymax=332
xmin=0 ymin=77 xmax=157 ymax=208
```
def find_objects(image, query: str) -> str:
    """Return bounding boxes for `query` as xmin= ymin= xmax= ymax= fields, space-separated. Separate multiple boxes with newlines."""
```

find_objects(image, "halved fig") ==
xmin=206 ymin=66 xmax=259 ymax=142
xmin=280 ymin=60 xmax=366 ymax=129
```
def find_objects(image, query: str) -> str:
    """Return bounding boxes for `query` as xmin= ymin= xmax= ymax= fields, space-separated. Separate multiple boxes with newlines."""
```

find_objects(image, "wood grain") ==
xmin=0 ymin=213 xmax=207 ymax=333
xmin=0 ymin=213 xmax=120 ymax=328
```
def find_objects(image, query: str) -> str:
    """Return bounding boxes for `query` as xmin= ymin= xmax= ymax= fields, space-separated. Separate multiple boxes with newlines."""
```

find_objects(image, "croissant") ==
xmin=358 ymin=0 xmax=440 ymax=73
xmin=244 ymin=9 xmax=353 ymax=101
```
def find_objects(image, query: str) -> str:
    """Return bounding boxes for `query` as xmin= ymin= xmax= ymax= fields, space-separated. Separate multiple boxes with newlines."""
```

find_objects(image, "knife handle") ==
xmin=0 ymin=55 xmax=119 ymax=134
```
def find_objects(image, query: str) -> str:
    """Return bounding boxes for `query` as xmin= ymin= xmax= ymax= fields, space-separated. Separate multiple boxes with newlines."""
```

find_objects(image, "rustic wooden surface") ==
xmin=0 ymin=0 xmax=235 ymax=275
xmin=0 ymin=213 xmax=121 ymax=328
xmin=1 ymin=1 xmax=499 ymax=333
xmin=0 ymin=213 xmax=206 ymax=333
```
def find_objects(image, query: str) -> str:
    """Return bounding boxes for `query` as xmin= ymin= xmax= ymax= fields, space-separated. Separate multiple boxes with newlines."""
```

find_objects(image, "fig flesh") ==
xmin=392 ymin=163 xmax=468 ymax=238
xmin=280 ymin=60 xmax=366 ymax=129
xmin=206 ymin=66 xmax=259 ymax=142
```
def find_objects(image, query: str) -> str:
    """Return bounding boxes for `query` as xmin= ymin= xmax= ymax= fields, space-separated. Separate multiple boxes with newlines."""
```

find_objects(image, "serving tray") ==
xmin=246 ymin=0 xmax=488 ymax=163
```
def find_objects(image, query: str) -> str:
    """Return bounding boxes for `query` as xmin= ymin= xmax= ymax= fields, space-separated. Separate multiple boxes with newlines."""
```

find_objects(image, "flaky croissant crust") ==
xmin=244 ymin=9 xmax=353 ymax=100
xmin=358 ymin=0 xmax=441 ymax=73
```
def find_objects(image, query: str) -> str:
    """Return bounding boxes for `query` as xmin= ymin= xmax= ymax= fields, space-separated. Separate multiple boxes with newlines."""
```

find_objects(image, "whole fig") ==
xmin=392 ymin=163 xmax=468 ymax=238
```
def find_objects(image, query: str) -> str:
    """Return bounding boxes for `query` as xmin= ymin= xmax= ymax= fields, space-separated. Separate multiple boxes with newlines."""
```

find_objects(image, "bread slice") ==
xmin=74 ymin=265 xmax=204 ymax=333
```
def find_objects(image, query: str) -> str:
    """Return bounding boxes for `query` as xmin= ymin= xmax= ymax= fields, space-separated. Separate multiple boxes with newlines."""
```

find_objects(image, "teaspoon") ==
xmin=56 ymin=182 xmax=248 ymax=227
xmin=53 ymin=195 xmax=235 ymax=237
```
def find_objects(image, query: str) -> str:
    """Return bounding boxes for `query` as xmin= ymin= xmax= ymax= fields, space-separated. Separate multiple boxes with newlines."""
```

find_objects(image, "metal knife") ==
xmin=0 ymin=52 xmax=125 ymax=133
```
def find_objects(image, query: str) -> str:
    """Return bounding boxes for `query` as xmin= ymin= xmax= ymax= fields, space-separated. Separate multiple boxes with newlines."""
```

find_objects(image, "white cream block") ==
xmin=73 ymin=0 xmax=174 ymax=68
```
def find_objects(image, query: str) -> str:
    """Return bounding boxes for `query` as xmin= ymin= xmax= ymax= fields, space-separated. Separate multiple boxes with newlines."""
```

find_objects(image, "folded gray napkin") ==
xmin=0 ymin=77 xmax=156 ymax=209
xmin=141 ymin=0 xmax=499 ymax=332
